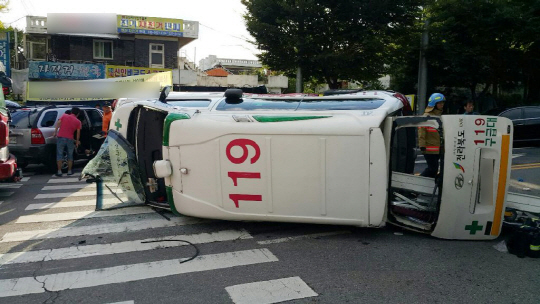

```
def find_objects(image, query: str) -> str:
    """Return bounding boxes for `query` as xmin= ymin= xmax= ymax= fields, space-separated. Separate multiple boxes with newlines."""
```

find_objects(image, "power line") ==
xmin=4 ymin=15 xmax=27 ymax=25
xmin=199 ymin=22 xmax=253 ymax=44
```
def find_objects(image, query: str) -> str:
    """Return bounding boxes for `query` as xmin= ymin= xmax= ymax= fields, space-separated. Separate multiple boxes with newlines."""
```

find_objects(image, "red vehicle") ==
xmin=0 ymin=94 xmax=21 ymax=182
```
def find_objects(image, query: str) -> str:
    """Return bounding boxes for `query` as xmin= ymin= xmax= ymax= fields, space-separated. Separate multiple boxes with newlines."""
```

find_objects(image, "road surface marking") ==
xmin=1 ymin=216 xmax=206 ymax=243
xmin=511 ymin=162 xmax=540 ymax=170
xmin=42 ymin=184 xmax=98 ymax=190
xmin=35 ymin=189 xmax=122 ymax=199
xmin=105 ymin=302 xmax=134 ymax=304
xmin=16 ymin=207 xmax=155 ymax=223
xmin=47 ymin=177 xmax=84 ymax=183
xmin=25 ymin=198 xmax=122 ymax=210
xmin=20 ymin=177 xmax=30 ymax=182
xmin=0 ymin=184 xmax=22 ymax=189
xmin=0 ymin=229 xmax=252 ymax=265
xmin=226 ymin=276 xmax=317 ymax=304
xmin=0 ymin=192 xmax=14 ymax=197
xmin=257 ymin=231 xmax=350 ymax=245
xmin=0 ymin=248 xmax=278 ymax=298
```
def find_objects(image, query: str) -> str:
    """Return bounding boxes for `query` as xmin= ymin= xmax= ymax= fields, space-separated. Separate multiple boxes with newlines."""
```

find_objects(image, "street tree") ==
xmin=0 ymin=1 xmax=9 ymax=29
xmin=426 ymin=0 xmax=539 ymax=102
xmin=242 ymin=0 xmax=422 ymax=89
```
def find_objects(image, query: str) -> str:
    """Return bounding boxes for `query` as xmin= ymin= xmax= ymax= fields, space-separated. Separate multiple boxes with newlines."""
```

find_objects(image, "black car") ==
xmin=5 ymin=100 xmax=22 ymax=112
xmin=484 ymin=106 xmax=540 ymax=145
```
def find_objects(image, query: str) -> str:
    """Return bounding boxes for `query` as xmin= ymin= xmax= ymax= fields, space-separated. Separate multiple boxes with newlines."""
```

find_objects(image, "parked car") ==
xmin=9 ymin=105 xmax=103 ymax=171
xmin=484 ymin=106 xmax=540 ymax=145
xmin=5 ymin=100 xmax=22 ymax=112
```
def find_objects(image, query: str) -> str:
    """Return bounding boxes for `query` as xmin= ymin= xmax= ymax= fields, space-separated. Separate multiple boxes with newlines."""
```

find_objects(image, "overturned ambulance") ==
xmin=82 ymin=88 xmax=513 ymax=240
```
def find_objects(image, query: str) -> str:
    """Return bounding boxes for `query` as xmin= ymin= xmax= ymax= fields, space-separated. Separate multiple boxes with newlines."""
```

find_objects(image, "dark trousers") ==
xmin=421 ymin=154 xmax=440 ymax=178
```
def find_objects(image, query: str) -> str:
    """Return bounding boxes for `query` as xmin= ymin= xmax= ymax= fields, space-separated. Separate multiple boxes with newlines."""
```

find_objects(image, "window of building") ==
xmin=149 ymin=43 xmax=164 ymax=68
xmin=26 ymin=37 xmax=47 ymax=60
xmin=93 ymin=40 xmax=113 ymax=60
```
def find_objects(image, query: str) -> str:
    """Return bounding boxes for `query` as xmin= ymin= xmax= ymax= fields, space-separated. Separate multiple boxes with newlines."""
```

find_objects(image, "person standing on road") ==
xmin=463 ymin=100 xmax=479 ymax=115
xmin=418 ymin=93 xmax=445 ymax=178
xmin=53 ymin=107 xmax=82 ymax=177
xmin=101 ymin=103 xmax=112 ymax=137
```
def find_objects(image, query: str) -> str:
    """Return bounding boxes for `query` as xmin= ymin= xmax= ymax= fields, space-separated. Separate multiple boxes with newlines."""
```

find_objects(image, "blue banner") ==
xmin=28 ymin=61 xmax=106 ymax=80
xmin=0 ymin=32 xmax=10 ymax=77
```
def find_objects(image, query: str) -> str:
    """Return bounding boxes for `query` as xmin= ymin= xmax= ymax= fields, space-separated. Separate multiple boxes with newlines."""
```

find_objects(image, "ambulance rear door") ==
xmin=432 ymin=115 xmax=513 ymax=240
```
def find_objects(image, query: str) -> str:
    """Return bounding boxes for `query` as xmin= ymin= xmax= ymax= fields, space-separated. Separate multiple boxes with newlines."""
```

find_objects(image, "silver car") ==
xmin=9 ymin=106 xmax=103 ymax=171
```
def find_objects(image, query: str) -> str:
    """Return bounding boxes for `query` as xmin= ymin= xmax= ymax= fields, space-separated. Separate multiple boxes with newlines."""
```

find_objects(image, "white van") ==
xmin=83 ymin=89 xmax=513 ymax=240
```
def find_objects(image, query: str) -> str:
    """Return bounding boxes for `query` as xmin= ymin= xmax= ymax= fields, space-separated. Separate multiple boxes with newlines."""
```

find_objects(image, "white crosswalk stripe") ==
xmin=0 ymin=229 xmax=252 ymax=265
xmin=42 ymin=184 xmax=97 ymax=190
xmin=226 ymin=277 xmax=318 ymax=304
xmin=20 ymin=177 xmax=30 ymax=182
xmin=25 ymin=198 xmax=120 ymax=210
xmin=16 ymin=206 xmax=155 ymax=223
xmin=47 ymin=177 xmax=83 ymax=183
xmin=35 ymin=189 xmax=122 ymax=199
xmin=0 ymin=249 xmax=278 ymax=298
xmin=0 ymin=192 xmax=14 ymax=197
xmin=1 ymin=216 xmax=207 ymax=243
xmin=0 ymin=184 xmax=23 ymax=189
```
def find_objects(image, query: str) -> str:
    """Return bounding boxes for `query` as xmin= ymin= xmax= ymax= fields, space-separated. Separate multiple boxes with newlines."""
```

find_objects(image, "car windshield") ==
xmin=11 ymin=110 xmax=39 ymax=128
xmin=215 ymin=98 xmax=386 ymax=111
xmin=81 ymin=130 xmax=146 ymax=204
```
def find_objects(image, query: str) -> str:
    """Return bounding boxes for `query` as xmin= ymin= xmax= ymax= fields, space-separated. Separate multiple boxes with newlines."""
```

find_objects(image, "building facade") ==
xmin=21 ymin=14 xmax=199 ymax=81
xmin=199 ymin=55 xmax=262 ymax=74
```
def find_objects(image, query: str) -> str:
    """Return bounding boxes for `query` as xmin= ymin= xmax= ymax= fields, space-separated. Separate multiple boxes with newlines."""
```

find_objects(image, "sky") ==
xmin=0 ymin=0 xmax=260 ymax=63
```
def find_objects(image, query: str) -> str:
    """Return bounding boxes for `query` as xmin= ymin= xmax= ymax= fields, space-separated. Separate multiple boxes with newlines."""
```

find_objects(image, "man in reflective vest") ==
xmin=419 ymin=93 xmax=445 ymax=178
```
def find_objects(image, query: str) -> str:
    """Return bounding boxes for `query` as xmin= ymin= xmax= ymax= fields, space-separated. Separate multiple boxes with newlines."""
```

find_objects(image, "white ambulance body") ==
xmin=84 ymin=89 xmax=513 ymax=240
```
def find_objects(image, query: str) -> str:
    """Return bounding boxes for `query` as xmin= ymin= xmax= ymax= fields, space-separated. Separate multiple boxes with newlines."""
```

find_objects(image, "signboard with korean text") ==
xmin=106 ymin=65 xmax=171 ymax=78
xmin=28 ymin=61 xmax=105 ymax=80
xmin=0 ymin=32 xmax=10 ymax=77
xmin=117 ymin=15 xmax=183 ymax=37
xmin=26 ymin=71 xmax=172 ymax=101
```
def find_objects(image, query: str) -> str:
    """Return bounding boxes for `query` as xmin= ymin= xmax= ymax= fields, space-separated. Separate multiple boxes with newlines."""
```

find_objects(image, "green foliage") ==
xmin=426 ymin=0 xmax=540 ymax=103
xmin=242 ymin=0 xmax=423 ymax=89
xmin=0 ymin=1 xmax=9 ymax=29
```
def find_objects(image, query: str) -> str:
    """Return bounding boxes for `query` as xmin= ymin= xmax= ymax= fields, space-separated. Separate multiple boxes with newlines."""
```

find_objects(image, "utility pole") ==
xmin=13 ymin=30 xmax=18 ymax=70
xmin=417 ymin=17 xmax=429 ymax=114
xmin=295 ymin=67 xmax=302 ymax=93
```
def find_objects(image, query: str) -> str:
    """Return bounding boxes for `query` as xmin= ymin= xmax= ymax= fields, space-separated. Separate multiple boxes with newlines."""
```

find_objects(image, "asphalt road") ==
xmin=0 ymin=147 xmax=538 ymax=304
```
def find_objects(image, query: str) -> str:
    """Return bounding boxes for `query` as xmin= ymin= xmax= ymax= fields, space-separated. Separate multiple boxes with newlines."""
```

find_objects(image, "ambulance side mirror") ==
xmin=153 ymin=160 xmax=172 ymax=178
xmin=159 ymin=86 xmax=172 ymax=103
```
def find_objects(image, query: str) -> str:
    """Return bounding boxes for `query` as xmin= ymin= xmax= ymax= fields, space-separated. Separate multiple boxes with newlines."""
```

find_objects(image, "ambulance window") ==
xmin=297 ymin=98 xmax=385 ymax=110
xmin=216 ymin=99 xmax=299 ymax=111
xmin=168 ymin=99 xmax=212 ymax=107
